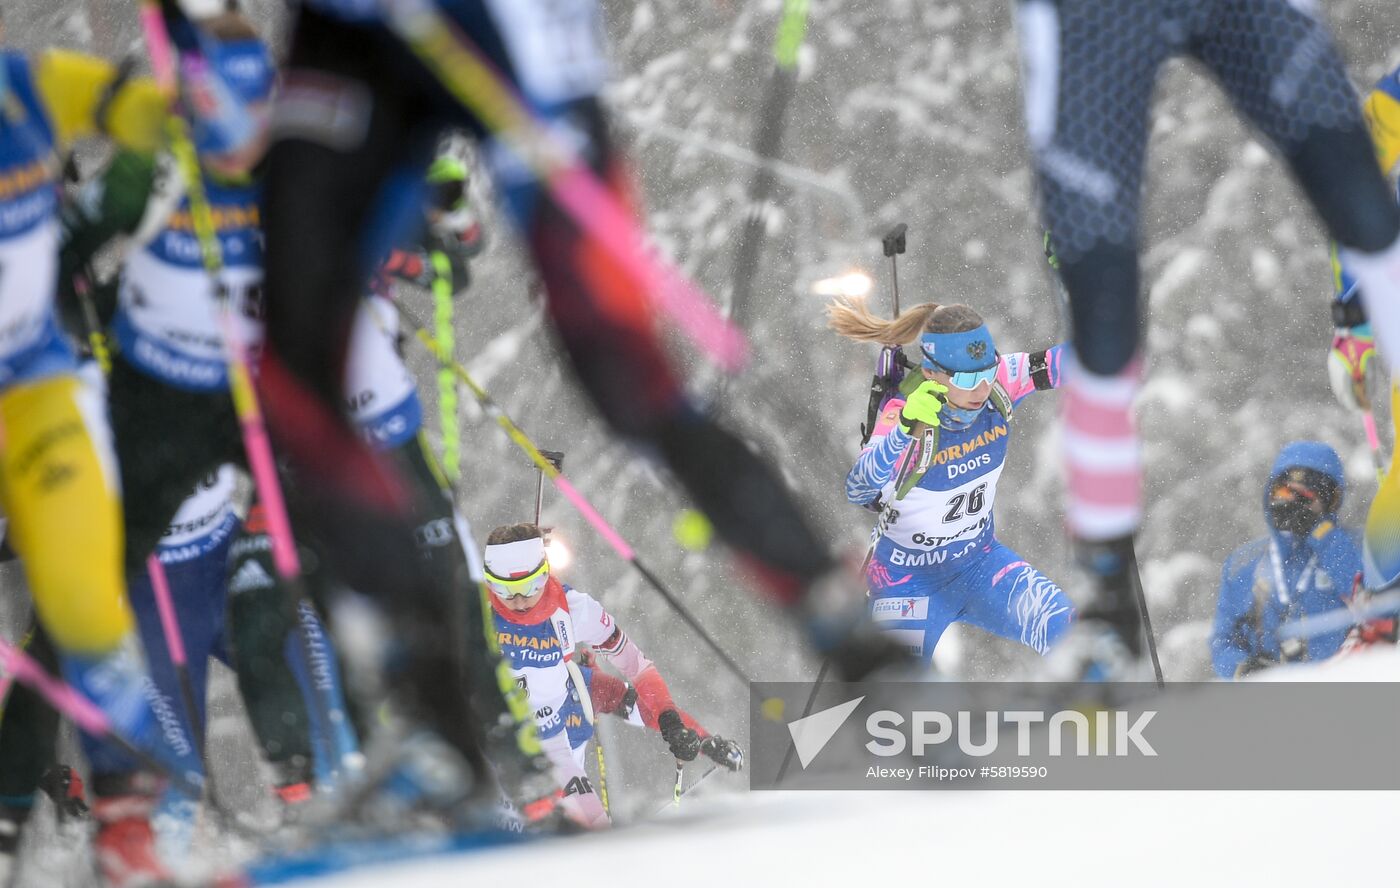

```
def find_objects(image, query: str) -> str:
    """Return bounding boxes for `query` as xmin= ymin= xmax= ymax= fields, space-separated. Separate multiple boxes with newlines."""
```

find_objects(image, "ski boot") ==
xmin=62 ymin=638 xmax=204 ymax=795
xmin=91 ymin=780 xmax=172 ymax=888
xmin=274 ymin=781 xmax=314 ymax=808
xmin=295 ymin=721 xmax=491 ymax=840
xmin=1045 ymin=535 xmax=1151 ymax=684
xmin=800 ymin=571 xmax=920 ymax=681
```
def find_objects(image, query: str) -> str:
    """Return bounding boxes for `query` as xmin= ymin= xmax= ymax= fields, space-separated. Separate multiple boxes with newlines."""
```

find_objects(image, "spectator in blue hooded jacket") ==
xmin=1212 ymin=441 xmax=1363 ymax=678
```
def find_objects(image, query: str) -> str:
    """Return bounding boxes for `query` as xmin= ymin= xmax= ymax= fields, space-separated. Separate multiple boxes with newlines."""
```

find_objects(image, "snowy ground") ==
xmin=259 ymin=648 xmax=1400 ymax=888
xmin=274 ymin=790 xmax=1392 ymax=887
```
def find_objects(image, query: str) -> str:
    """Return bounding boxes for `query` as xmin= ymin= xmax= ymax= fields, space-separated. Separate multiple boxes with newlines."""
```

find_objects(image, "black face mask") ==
xmin=1269 ymin=500 xmax=1323 ymax=537
xmin=1267 ymin=467 xmax=1339 ymax=536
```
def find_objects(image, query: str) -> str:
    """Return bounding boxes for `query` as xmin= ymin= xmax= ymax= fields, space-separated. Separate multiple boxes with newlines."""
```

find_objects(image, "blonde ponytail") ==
xmin=825 ymin=295 xmax=942 ymax=346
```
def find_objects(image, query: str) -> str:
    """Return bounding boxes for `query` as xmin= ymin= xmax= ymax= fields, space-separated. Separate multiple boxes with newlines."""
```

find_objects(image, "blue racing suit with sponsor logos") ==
xmin=847 ymin=347 xmax=1075 ymax=663
xmin=78 ymin=467 xmax=240 ymax=778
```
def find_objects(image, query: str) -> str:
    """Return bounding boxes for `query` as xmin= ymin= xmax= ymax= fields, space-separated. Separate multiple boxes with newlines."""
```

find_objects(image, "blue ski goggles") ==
xmin=923 ymin=358 xmax=998 ymax=390
xmin=919 ymin=325 xmax=998 ymax=389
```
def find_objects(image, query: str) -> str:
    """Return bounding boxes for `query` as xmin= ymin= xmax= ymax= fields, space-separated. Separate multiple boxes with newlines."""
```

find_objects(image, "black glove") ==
xmin=658 ymin=709 xmax=701 ymax=762
xmin=700 ymin=736 xmax=744 ymax=772
xmin=39 ymin=765 xmax=88 ymax=821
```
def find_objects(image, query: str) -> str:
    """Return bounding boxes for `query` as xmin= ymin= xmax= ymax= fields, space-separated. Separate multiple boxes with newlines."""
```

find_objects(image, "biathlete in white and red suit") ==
xmin=483 ymin=523 xmax=742 ymax=826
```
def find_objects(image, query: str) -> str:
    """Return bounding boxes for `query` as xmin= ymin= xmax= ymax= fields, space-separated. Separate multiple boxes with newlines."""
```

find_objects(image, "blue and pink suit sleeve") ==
xmin=845 ymin=401 xmax=911 ymax=506
xmin=997 ymin=344 xmax=1065 ymax=406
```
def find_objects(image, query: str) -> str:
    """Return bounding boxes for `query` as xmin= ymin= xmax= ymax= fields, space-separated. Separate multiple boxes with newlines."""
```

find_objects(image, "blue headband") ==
xmin=209 ymin=39 xmax=276 ymax=104
xmin=185 ymin=38 xmax=275 ymax=155
xmin=920 ymin=324 xmax=997 ymax=372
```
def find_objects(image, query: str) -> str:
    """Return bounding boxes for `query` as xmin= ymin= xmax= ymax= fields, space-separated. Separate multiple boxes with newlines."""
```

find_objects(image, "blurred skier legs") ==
xmin=1016 ymin=0 xmax=1400 ymax=675
xmin=260 ymin=1 xmax=907 ymax=689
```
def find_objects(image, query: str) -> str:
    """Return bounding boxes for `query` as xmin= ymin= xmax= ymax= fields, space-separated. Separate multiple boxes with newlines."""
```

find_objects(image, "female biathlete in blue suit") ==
xmin=830 ymin=297 xmax=1075 ymax=663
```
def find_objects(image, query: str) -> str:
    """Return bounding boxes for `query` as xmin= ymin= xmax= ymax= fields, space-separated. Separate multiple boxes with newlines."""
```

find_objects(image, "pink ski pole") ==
xmin=0 ymin=635 xmax=204 ymax=798
xmin=146 ymin=554 xmax=207 ymax=755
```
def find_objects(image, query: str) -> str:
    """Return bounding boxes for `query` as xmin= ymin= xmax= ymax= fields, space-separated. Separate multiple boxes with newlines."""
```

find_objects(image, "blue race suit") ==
xmin=849 ymin=347 xmax=1074 ymax=663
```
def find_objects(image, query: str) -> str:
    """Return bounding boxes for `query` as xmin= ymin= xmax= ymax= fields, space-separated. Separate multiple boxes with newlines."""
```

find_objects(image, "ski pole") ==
xmin=145 ymin=555 xmax=207 ymax=757
xmin=395 ymin=303 xmax=756 ymax=688
xmin=137 ymin=0 xmax=346 ymax=765
xmin=1332 ymin=329 xmax=1386 ymax=481
xmin=1362 ymin=407 xmax=1385 ymax=483
xmin=885 ymin=223 xmax=906 ymax=318
xmin=727 ymin=0 xmax=811 ymax=330
xmin=0 ymin=626 xmax=34 ymax=712
xmin=774 ymin=657 xmax=830 ymax=785
xmin=595 ymin=740 xmax=611 ymax=818
xmin=379 ymin=0 xmax=746 ymax=371
xmin=1127 ymin=544 xmax=1165 ymax=688
xmin=1279 ymin=586 xmax=1400 ymax=641
xmin=672 ymin=759 xmax=684 ymax=808
xmin=430 ymin=250 xmax=461 ymax=483
xmin=0 ymin=635 xmax=204 ymax=799
xmin=658 ymin=762 xmax=719 ymax=815
xmin=72 ymin=271 xmax=113 ymax=374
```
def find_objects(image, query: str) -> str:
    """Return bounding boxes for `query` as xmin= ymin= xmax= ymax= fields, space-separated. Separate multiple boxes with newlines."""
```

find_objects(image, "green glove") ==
xmin=899 ymin=380 xmax=948 ymax=434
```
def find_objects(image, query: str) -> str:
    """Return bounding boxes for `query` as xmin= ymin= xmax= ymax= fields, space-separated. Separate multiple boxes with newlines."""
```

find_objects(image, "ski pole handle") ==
xmin=882 ymin=223 xmax=907 ymax=317
xmin=881 ymin=223 xmax=907 ymax=258
xmin=533 ymin=450 xmax=564 ymax=526
xmin=916 ymin=426 xmax=935 ymax=473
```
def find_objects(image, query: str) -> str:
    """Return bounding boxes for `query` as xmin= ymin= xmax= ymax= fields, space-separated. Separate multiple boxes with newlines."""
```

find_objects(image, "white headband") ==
xmin=484 ymin=537 xmax=546 ymax=578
